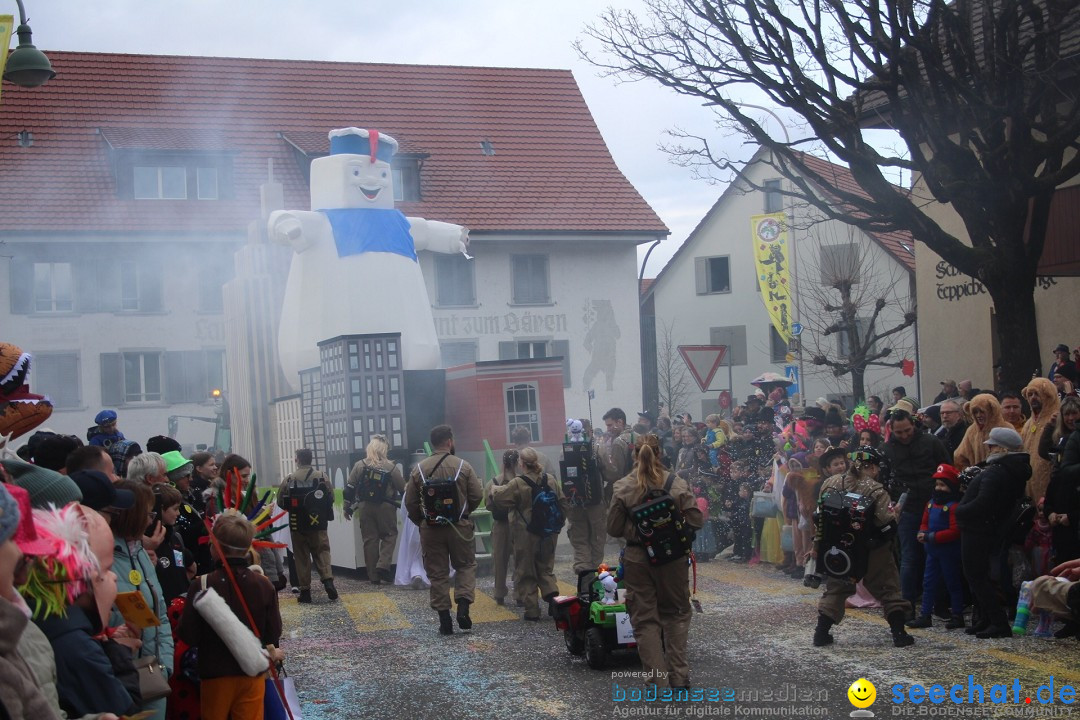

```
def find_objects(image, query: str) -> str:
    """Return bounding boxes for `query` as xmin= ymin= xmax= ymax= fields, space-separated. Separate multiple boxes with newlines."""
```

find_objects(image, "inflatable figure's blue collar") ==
xmin=321 ymin=208 xmax=416 ymax=261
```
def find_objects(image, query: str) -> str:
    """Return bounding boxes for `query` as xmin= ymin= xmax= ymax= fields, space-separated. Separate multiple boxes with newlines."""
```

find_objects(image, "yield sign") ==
xmin=677 ymin=345 xmax=728 ymax=392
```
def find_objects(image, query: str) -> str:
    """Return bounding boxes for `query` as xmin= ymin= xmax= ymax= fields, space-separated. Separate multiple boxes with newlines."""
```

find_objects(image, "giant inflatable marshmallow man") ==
xmin=270 ymin=128 xmax=469 ymax=391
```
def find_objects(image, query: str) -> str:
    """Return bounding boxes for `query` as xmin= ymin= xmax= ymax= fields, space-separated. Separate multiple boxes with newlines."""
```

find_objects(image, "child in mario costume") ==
xmin=908 ymin=463 xmax=966 ymax=630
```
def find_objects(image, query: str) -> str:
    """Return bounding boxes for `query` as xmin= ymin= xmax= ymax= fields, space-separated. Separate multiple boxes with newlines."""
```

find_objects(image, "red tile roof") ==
xmin=0 ymin=52 xmax=668 ymax=236
xmin=794 ymin=152 xmax=916 ymax=272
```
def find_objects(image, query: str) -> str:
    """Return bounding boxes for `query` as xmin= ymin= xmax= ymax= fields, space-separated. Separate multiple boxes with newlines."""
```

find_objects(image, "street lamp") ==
xmin=3 ymin=0 xmax=54 ymax=88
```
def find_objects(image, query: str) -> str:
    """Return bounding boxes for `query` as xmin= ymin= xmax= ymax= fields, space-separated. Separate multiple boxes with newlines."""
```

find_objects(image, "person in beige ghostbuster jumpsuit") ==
xmin=565 ymin=419 xmax=608 ymax=573
xmin=607 ymin=435 xmax=703 ymax=689
xmin=404 ymin=424 xmax=483 ymax=635
xmin=485 ymin=449 xmax=520 ymax=606
xmin=491 ymin=447 xmax=567 ymax=620
xmin=599 ymin=408 xmax=635 ymax=540
xmin=278 ymin=448 xmax=336 ymax=603
xmin=813 ymin=446 xmax=914 ymax=648
xmin=345 ymin=434 xmax=405 ymax=585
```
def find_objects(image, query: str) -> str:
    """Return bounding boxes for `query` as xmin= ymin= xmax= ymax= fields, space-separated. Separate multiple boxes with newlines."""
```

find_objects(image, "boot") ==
xmin=456 ymin=600 xmax=472 ymax=631
xmin=379 ymin=568 xmax=394 ymax=584
xmin=965 ymin=619 xmax=989 ymax=635
xmin=438 ymin=610 xmax=454 ymax=635
xmin=945 ymin=614 xmax=966 ymax=630
xmin=812 ymin=614 xmax=834 ymax=647
xmin=906 ymin=615 xmax=932 ymax=629
xmin=298 ymin=589 xmax=312 ymax=604
xmin=975 ymin=623 xmax=1012 ymax=639
xmin=323 ymin=578 xmax=339 ymax=601
xmin=888 ymin=610 xmax=915 ymax=647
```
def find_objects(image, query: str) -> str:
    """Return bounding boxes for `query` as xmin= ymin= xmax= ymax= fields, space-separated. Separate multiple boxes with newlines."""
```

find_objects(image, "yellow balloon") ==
xmin=848 ymin=678 xmax=877 ymax=709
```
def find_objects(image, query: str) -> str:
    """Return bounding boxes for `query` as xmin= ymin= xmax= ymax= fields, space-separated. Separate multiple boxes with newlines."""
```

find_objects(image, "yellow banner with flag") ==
xmin=750 ymin=212 xmax=792 ymax=343
xmin=0 ymin=16 xmax=12 ymax=106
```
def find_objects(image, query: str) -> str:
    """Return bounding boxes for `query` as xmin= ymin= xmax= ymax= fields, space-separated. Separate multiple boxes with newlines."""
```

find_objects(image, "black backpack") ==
xmin=630 ymin=474 xmax=693 ymax=566
xmin=359 ymin=464 xmax=392 ymax=503
xmin=520 ymin=474 xmax=565 ymax=538
xmin=420 ymin=454 xmax=465 ymax=525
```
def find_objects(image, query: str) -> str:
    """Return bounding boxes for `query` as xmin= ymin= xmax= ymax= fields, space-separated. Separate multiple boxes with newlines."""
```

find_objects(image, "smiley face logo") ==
xmin=848 ymin=678 xmax=876 ymax=709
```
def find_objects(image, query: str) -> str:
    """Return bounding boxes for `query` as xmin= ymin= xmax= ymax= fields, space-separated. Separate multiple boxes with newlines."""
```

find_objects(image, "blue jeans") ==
xmin=898 ymin=511 xmax=925 ymax=604
xmin=921 ymin=543 xmax=964 ymax=617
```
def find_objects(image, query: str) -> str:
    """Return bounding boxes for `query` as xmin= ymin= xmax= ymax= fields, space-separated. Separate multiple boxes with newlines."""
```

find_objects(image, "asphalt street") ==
xmin=279 ymin=537 xmax=1080 ymax=720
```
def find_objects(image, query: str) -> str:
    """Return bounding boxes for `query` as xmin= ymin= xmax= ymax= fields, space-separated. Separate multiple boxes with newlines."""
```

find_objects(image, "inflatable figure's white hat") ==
xmin=328 ymin=127 xmax=399 ymax=162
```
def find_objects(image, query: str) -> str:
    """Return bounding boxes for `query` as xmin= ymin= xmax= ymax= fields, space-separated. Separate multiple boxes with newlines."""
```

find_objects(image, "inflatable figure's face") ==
xmin=0 ymin=342 xmax=52 ymax=439
xmin=310 ymin=154 xmax=395 ymax=211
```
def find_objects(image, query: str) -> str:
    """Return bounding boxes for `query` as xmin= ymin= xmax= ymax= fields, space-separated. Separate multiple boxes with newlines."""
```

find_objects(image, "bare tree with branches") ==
xmin=656 ymin=319 xmax=694 ymax=417
xmin=579 ymin=0 xmax=1080 ymax=392
xmin=796 ymin=219 xmax=917 ymax=402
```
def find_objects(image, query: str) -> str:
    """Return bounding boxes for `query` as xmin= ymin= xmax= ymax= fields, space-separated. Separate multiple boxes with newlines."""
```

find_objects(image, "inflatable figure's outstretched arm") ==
xmin=408 ymin=217 xmax=470 ymax=255
xmin=268 ymin=210 xmax=331 ymax=253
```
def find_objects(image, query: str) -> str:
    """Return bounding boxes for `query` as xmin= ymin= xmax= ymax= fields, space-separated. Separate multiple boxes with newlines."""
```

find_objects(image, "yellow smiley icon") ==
xmin=848 ymin=678 xmax=876 ymax=709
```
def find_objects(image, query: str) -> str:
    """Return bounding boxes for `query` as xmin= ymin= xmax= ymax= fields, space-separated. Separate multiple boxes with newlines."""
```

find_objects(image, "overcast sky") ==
xmin=17 ymin=0 xmax=774 ymax=275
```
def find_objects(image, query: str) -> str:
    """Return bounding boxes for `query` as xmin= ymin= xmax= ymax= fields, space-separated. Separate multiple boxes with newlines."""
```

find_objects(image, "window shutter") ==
xmin=695 ymin=257 xmax=708 ymax=295
xmin=8 ymin=256 xmax=32 ymax=314
xmin=100 ymin=353 xmax=122 ymax=406
xmin=498 ymin=341 xmax=516 ymax=360
xmin=98 ymin=261 xmax=122 ymax=313
xmin=139 ymin=260 xmax=164 ymax=312
xmin=552 ymin=339 xmax=571 ymax=388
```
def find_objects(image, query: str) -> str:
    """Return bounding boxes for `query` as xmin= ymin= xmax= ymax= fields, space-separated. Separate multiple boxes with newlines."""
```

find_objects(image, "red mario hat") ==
xmin=932 ymin=463 xmax=960 ymax=488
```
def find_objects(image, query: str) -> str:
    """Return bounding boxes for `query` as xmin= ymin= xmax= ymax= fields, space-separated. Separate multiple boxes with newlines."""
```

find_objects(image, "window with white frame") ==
xmin=117 ymin=260 xmax=163 ymax=312
xmin=134 ymin=166 xmax=187 ymax=199
xmin=694 ymin=256 xmax=731 ymax=294
xmin=123 ymin=351 xmax=163 ymax=403
xmin=505 ymin=382 xmax=540 ymax=443
xmin=33 ymin=352 xmax=80 ymax=408
xmin=434 ymin=253 xmax=475 ymax=306
xmin=32 ymin=262 xmax=73 ymax=312
xmin=764 ymin=178 xmax=783 ymax=213
xmin=511 ymin=254 xmax=550 ymax=304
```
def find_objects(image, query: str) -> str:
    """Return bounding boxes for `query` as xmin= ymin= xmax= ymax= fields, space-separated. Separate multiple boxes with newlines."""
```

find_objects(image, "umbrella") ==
xmin=751 ymin=372 xmax=793 ymax=388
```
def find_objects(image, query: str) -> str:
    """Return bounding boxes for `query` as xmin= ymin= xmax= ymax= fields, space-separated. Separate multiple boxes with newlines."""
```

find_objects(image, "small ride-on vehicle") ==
xmin=551 ymin=567 xmax=638 ymax=669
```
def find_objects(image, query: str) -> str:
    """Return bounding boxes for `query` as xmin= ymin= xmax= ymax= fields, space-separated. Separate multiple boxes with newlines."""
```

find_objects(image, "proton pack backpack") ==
xmin=358 ymin=463 xmax=393 ymax=503
xmin=815 ymin=487 xmax=875 ymax=581
xmin=419 ymin=454 xmax=466 ymax=526
xmin=286 ymin=468 xmax=332 ymax=534
xmin=521 ymin=473 xmax=566 ymax=538
xmin=559 ymin=440 xmax=603 ymax=507
xmin=631 ymin=473 xmax=693 ymax=566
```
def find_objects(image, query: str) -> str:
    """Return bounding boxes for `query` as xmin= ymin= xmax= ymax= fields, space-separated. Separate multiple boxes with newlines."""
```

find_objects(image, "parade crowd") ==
xmin=1 ymin=342 xmax=1080 ymax=718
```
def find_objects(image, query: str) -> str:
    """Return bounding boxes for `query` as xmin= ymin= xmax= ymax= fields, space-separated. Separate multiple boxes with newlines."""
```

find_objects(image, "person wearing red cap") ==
xmin=907 ymin=464 xmax=966 ymax=630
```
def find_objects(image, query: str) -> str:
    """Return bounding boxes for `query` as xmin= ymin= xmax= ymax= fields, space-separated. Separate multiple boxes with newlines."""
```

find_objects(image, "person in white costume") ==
xmin=270 ymin=127 xmax=470 ymax=390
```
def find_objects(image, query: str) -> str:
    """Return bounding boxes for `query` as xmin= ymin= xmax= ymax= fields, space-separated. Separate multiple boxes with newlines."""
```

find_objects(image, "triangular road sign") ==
xmin=677 ymin=345 xmax=728 ymax=392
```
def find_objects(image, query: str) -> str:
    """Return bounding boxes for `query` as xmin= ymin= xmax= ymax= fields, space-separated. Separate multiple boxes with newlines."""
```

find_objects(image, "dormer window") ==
xmin=99 ymin=128 xmax=235 ymax=201
xmin=134 ymin=165 xmax=187 ymax=199
xmin=393 ymin=159 xmax=421 ymax=201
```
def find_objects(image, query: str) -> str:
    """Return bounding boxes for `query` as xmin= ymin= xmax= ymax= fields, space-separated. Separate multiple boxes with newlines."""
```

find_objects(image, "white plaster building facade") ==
xmin=645 ymin=148 xmax=918 ymax=416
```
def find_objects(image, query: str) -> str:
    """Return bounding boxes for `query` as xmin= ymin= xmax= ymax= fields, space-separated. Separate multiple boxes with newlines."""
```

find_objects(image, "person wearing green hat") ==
xmin=163 ymin=451 xmax=210 ymax=575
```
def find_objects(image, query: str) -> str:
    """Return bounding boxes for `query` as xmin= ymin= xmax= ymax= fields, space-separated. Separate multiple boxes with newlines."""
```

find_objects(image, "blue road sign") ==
xmin=784 ymin=365 xmax=800 ymax=396
xmin=791 ymin=322 xmax=803 ymax=336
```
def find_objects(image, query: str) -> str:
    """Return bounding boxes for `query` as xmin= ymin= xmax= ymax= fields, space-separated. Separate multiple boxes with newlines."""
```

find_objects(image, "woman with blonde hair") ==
xmin=953 ymin=393 xmax=1012 ymax=470
xmin=491 ymin=446 xmax=565 ymax=620
xmin=345 ymin=434 xmax=405 ymax=585
xmin=606 ymin=434 xmax=703 ymax=689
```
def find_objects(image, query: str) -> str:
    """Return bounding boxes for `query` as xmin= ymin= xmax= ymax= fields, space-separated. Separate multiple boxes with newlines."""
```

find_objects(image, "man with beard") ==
xmin=935 ymin=399 xmax=968 ymax=458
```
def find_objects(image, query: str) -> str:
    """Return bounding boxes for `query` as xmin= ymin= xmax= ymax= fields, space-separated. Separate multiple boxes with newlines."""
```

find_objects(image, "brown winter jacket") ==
xmin=0 ymin=597 xmax=62 ymax=720
xmin=953 ymin=394 xmax=1013 ymax=470
xmin=178 ymin=558 xmax=282 ymax=680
